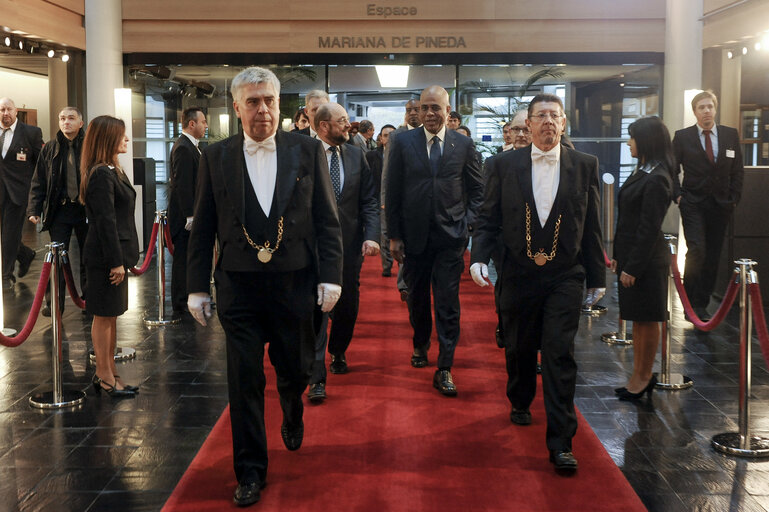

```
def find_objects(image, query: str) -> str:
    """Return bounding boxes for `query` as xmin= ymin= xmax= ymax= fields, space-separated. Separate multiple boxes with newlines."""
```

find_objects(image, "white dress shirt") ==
xmin=182 ymin=131 xmax=201 ymax=153
xmin=321 ymin=140 xmax=345 ymax=191
xmin=531 ymin=144 xmax=561 ymax=227
xmin=424 ymin=125 xmax=446 ymax=159
xmin=1 ymin=119 xmax=18 ymax=159
xmin=243 ymin=132 xmax=278 ymax=217
xmin=697 ymin=124 xmax=719 ymax=161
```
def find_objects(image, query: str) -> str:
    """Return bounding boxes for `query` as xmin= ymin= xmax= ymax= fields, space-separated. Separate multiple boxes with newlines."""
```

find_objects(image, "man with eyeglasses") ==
xmin=385 ymin=85 xmax=484 ymax=396
xmin=498 ymin=111 xmax=532 ymax=153
xmin=307 ymin=102 xmax=379 ymax=403
xmin=470 ymin=93 xmax=605 ymax=472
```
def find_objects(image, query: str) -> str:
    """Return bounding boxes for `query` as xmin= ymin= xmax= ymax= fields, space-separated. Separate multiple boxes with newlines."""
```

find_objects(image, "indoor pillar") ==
xmin=663 ymin=0 xmax=703 ymax=132
xmin=719 ymin=50 xmax=741 ymax=129
xmin=48 ymin=58 xmax=68 ymax=137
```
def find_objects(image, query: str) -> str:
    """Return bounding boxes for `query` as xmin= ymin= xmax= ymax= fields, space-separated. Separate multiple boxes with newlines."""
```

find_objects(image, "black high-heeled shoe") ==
xmin=92 ymin=375 xmax=136 ymax=397
xmin=614 ymin=386 xmax=627 ymax=395
xmin=113 ymin=375 xmax=139 ymax=393
xmin=617 ymin=375 xmax=657 ymax=401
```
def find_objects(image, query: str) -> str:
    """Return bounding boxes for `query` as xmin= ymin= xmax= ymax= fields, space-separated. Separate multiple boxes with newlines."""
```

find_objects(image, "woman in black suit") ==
xmin=79 ymin=116 xmax=140 ymax=397
xmin=611 ymin=116 xmax=674 ymax=400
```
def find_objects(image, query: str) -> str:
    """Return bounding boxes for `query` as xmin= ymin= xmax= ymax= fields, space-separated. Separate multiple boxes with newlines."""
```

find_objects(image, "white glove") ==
xmin=470 ymin=262 xmax=490 ymax=287
xmin=185 ymin=216 xmax=194 ymax=231
xmin=317 ymin=283 xmax=342 ymax=313
xmin=584 ymin=287 xmax=606 ymax=307
xmin=187 ymin=292 xmax=212 ymax=326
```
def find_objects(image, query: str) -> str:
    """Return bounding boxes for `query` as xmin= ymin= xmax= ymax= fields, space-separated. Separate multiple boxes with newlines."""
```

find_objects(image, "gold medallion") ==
xmin=534 ymin=252 xmax=547 ymax=266
xmin=257 ymin=248 xmax=272 ymax=263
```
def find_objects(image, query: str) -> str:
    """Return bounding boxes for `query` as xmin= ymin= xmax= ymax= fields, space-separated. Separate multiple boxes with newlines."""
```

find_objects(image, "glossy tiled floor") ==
xmin=2 ymin=213 xmax=769 ymax=511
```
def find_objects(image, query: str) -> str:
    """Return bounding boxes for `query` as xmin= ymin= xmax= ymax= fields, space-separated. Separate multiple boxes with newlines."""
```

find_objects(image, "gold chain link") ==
xmin=242 ymin=217 xmax=284 ymax=255
xmin=525 ymin=203 xmax=561 ymax=262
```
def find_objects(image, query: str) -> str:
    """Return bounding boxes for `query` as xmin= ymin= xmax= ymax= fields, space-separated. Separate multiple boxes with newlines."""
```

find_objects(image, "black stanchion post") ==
xmin=712 ymin=259 xmax=769 ymax=456
xmin=144 ymin=210 xmax=179 ymax=326
xmin=29 ymin=242 xmax=86 ymax=409
xmin=657 ymin=234 xmax=693 ymax=390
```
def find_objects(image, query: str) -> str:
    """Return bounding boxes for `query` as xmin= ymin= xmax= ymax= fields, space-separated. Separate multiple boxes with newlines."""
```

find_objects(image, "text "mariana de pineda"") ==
xmin=318 ymin=36 xmax=467 ymax=49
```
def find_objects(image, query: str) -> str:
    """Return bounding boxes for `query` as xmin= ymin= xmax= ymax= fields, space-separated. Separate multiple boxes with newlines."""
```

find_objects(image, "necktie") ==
xmin=244 ymin=137 xmax=276 ymax=156
xmin=0 ymin=128 xmax=9 ymax=158
xmin=66 ymin=142 xmax=78 ymax=200
xmin=429 ymin=135 xmax=441 ymax=175
xmin=703 ymin=129 xmax=715 ymax=163
xmin=531 ymin=147 xmax=557 ymax=165
xmin=329 ymin=146 xmax=341 ymax=202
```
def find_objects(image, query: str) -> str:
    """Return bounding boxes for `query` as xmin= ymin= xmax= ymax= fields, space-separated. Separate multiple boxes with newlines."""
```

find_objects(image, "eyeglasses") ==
xmin=529 ymin=112 xmax=564 ymax=122
xmin=323 ymin=117 xmax=350 ymax=126
xmin=504 ymin=126 xmax=530 ymax=134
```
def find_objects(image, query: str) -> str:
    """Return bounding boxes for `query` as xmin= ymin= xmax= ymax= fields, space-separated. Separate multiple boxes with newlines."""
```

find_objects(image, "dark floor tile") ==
xmin=17 ymin=491 xmax=98 ymax=512
xmin=677 ymin=493 xmax=767 ymax=512
xmin=80 ymin=426 xmax=156 ymax=447
xmin=105 ymin=465 xmax=187 ymax=492
xmin=87 ymin=491 xmax=170 ymax=512
xmin=61 ymin=446 xmax=138 ymax=469
xmin=635 ymin=492 xmax=689 ymax=512
xmin=33 ymin=467 xmax=118 ymax=493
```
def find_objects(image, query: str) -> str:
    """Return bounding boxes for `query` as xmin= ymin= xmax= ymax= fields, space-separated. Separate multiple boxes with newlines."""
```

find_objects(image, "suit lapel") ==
xmin=439 ymin=130 xmax=457 ymax=171
xmin=4 ymin=124 xmax=22 ymax=161
xmin=340 ymin=144 xmax=357 ymax=199
xmin=220 ymin=133 xmax=246 ymax=223
xmin=274 ymin=130 xmax=299 ymax=217
xmin=411 ymin=129 xmax=430 ymax=174
xmin=517 ymin=146 xmax=536 ymax=214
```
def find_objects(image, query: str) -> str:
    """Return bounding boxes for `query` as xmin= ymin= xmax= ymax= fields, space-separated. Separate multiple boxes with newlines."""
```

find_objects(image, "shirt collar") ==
xmin=697 ymin=124 xmax=717 ymax=136
xmin=531 ymin=143 xmax=561 ymax=160
xmin=243 ymin=131 xmax=276 ymax=152
xmin=424 ymin=125 xmax=446 ymax=143
xmin=182 ymin=130 xmax=199 ymax=146
xmin=2 ymin=119 xmax=17 ymax=133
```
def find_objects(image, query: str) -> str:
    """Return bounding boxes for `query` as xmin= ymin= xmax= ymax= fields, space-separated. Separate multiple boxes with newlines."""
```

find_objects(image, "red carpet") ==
xmin=162 ymin=254 xmax=646 ymax=511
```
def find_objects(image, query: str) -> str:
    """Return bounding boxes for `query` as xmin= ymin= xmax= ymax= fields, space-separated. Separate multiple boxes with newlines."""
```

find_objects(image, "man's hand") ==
xmin=390 ymin=239 xmax=404 ymax=263
xmin=470 ymin=262 xmax=490 ymax=287
xmin=317 ymin=283 xmax=342 ymax=312
xmin=610 ymin=259 xmax=617 ymax=273
xmin=188 ymin=292 xmax=212 ymax=326
xmin=185 ymin=216 xmax=194 ymax=231
xmin=619 ymin=272 xmax=636 ymax=288
xmin=28 ymin=216 xmax=40 ymax=225
xmin=361 ymin=240 xmax=380 ymax=256
xmin=585 ymin=287 xmax=606 ymax=306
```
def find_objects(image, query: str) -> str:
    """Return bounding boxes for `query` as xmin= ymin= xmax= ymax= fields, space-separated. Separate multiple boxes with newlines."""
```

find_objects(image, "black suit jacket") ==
xmin=336 ymin=144 xmax=379 ymax=257
xmin=168 ymin=134 xmax=200 ymax=237
xmin=471 ymin=145 xmax=605 ymax=289
xmin=1 ymin=121 xmax=43 ymax=206
xmin=672 ymin=124 xmax=743 ymax=206
xmin=187 ymin=130 xmax=343 ymax=293
xmin=83 ymin=166 xmax=140 ymax=268
xmin=385 ymin=128 xmax=484 ymax=254
xmin=613 ymin=162 xmax=673 ymax=278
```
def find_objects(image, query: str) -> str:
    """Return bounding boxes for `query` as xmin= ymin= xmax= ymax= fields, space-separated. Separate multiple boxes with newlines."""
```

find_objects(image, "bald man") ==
xmin=385 ymin=86 xmax=484 ymax=396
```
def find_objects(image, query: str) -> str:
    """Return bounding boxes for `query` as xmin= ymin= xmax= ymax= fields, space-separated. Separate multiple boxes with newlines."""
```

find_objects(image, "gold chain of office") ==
xmin=525 ymin=203 xmax=561 ymax=266
xmin=242 ymin=217 xmax=284 ymax=263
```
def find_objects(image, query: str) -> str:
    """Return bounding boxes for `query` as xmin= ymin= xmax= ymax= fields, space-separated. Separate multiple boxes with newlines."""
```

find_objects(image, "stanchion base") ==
xmin=89 ymin=347 xmax=136 ymax=362
xmin=581 ymin=305 xmax=607 ymax=316
xmin=143 ymin=316 xmax=181 ymax=326
xmin=656 ymin=373 xmax=693 ymax=390
xmin=601 ymin=331 xmax=633 ymax=345
xmin=712 ymin=432 xmax=769 ymax=457
xmin=1 ymin=327 xmax=17 ymax=336
xmin=29 ymin=389 xmax=86 ymax=409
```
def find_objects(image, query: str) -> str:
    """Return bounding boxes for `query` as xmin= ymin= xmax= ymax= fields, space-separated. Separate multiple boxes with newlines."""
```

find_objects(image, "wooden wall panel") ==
xmin=0 ymin=0 xmax=85 ymax=48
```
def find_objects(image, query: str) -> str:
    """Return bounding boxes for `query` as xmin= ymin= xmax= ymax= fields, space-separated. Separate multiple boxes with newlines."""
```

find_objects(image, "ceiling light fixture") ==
xmin=4 ymin=37 xmax=10 ymax=47
xmin=742 ymin=46 xmax=748 ymax=55
xmin=726 ymin=50 xmax=734 ymax=59
xmin=47 ymin=49 xmax=54 ymax=58
xmin=61 ymin=53 xmax=69 ymax=62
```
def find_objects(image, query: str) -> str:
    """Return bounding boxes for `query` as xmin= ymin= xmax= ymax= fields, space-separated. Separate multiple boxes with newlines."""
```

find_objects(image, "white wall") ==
xmin=0 ymin=67 xmax=50 ymax=140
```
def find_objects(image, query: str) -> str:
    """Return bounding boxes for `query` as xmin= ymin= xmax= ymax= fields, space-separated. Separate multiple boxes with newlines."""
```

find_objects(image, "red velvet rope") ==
xmin=604 ymin=251 xmax=612 ymax=268
xmin=748 ymin=283 xmax=769 ymax=370
xmin=0 ymin=262 xmax=52 ymax=347
xmin=129 ymin=221 xmax=159 ymax=275
xmin=61 ymin=259 xmax=86 ymax=310
xmin=163 ymin=222 xmax=174 ymax=256
xmin=670 ymin=255 xmax=740 ymax=331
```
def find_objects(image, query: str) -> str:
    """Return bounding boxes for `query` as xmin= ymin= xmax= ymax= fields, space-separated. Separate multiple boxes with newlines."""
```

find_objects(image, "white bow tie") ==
xmin=245 ymin=137 xmax=276 ymax=156
xmin=531 ymin=147 xmax=558 ymax=164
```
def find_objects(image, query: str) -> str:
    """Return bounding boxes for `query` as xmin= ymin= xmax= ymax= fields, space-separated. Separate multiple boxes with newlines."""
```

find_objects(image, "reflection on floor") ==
xmin=2 ymin=222 xmax=769 ymax=511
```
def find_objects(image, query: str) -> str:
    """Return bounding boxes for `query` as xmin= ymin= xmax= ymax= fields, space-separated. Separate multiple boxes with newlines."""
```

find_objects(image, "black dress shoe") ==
xmin=329 ymin=354 xmax=348 ymax=374
xmin=17 ymin=250 xmax=35 ymax=278
xmin=280 ymin=421 xmax=304 ymax=451
xmin=495 ymin=325 xmax=504 ymax=348
xmin=41 ymin=304 xmax=51 ymax=317
xmin=433 ymin=369 xmax=457 ymax=396
xmin=549 ymin=450 xmax=578 ymax=470
xmin=536 ymin=362 xmax=542 ymax=375
xmin=399 ymin=289 xmax=409 ymax=302
xmin=307 ymin=382 xmax=326 ymax=403
xmin=233 ymin=480 xmax=266 ymax=507
xmin=382 ymin=269 xmax=392 ymax=277
xmin=510 ymin=408 xmax=532 ymax=425
xmin=614 ymin=386 xmax=627 ymax=395
xmin=411 ymin=350 xmax=428 ymax=368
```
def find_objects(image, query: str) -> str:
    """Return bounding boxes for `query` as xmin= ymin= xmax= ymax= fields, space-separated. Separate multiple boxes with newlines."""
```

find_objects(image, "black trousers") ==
xmin=215 ymin=268 xmax=316 ymax=485
xmin=403 ymin=233 xmax=466 ymax=369
xmin=170 ymin=228 xmax=189 ymax=312
xmin=48 ymin=202 xmax=88 ymax=308
xmin=680 ymin=196 xmax=731 ymax=309
xmin=311 ymin=253 xmax=363 ymax=384
xmin=500 ymin=267 xmax=583 ymax=452
xmin=1 ymin=189 xmax=33 ymax=281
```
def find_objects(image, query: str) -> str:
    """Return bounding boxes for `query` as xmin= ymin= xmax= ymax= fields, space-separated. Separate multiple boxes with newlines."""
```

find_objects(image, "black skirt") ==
xmin=617 ymin=263 xmax=667 ymax=322
xmin=85 ymin=265 xmax=129 ymax=317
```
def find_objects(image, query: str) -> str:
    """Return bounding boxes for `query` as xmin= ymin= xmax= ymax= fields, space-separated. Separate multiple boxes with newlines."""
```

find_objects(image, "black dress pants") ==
xmin=1 ymin=192 xmax=29 ymax=281
xmin=215 ymin=267 xmax=316 ymax=485
xmin=48 ymin=202 xmax=88 ymax=308
xmin=500 ymin=267 xmax=583 ymax=452
xmin=680 ymin=196 xmax=731 ymax=309
xmin=171 ymin=228 xmax=189 ymax=312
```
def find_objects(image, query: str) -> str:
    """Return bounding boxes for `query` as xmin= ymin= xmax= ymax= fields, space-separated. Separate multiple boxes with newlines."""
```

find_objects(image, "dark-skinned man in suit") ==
xmin=672 ymin=90 xmax=743 ymax=321
xmin=385 ymin=85 xmax=484 ymax=396
xmin=168 ymin=106 xmax=207 ymax=316
xmin=470 ymin=93 xmax=605 ymax=472
xmin=0 ymin=97 xmax=42 ymax=290
xmin=307 ymin=102 xmax=380 ymax=403
xmin=186 ymin=67 xmax=343 ymax=507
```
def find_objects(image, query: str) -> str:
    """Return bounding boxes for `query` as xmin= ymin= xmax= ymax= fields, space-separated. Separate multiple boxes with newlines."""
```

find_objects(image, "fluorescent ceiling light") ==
xmin=375 ymin=65 xmax=409 ymax=88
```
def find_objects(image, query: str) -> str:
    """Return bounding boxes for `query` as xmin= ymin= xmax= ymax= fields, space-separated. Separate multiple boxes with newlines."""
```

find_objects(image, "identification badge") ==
xmin=16 ymin=151 xmax=26 ymax=162
xmin=726 ymin=149 xmax=735 ymax=159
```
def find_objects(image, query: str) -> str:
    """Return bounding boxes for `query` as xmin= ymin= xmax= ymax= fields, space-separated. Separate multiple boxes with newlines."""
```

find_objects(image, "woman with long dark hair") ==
xmin=611 ymin=116 xmax=674 ymax=400
xmin=80 ymin=115 xmax=139 ymax=397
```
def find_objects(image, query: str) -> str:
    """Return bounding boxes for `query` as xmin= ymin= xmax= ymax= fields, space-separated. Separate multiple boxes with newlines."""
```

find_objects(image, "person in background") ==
xmin=291 ymin=107 xmax=310 ymax=132
xmin=351 ymin=119 xmax=376 ymax=152
xmin=447 ymin=111 xmax=462 ymax=130
xmin=80 ymin=115 xmax=139 ymax=398
xmin=296 ymin=90 xmax=330 ymax=138
xmin=366 ymin=124 xmax=396 ymax=277
xmin=456 ymin=125 xmax=483 ymax=169
xmin=611 ymin=116 xmax=674 ymax=401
